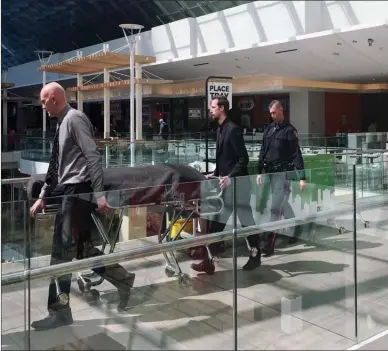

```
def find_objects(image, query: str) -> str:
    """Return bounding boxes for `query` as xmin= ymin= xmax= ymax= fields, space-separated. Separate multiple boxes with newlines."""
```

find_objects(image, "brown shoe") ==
xmin=191 ymin=259 xmax=215 ymax=275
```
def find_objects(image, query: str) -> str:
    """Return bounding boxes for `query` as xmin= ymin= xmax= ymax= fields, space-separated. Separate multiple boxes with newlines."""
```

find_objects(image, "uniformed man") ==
xmin=256 ymin=100 xmax=307 ymax=257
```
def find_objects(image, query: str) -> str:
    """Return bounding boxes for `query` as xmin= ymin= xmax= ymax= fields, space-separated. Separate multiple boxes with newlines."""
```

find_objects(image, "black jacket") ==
xmin=258 ymin=122 xmax=305 ymax=180
xmin=214 ymin=119 xmax=249 ymax=178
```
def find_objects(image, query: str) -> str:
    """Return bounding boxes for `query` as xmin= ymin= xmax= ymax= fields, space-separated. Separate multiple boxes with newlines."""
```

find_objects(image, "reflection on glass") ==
xmin=3 ymin=163 xmax=388 ymax=349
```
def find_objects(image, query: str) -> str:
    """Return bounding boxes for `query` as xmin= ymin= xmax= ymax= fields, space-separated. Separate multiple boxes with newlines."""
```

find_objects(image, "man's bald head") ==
xmin=40 ymin=82 xmax=67 ymax=117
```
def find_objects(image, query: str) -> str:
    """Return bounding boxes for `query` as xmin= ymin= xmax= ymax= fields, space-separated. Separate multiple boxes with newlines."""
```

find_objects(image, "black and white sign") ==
xmin=188 ymin=108 xmax=202 ymax=119
xmin=207 ymin=82 xmax=232 ymax=109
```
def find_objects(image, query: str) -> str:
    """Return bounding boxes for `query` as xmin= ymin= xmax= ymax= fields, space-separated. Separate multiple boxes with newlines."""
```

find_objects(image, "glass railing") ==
xmin=18 ymin=135 xmax=388 ymax=172
xmin=2 ymin=164 xmax=387 ymax=349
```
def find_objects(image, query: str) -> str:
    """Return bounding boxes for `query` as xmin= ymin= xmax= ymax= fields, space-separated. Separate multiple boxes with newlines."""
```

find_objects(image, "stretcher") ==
xmin=26 ymin=165 xmax=225 ymax=304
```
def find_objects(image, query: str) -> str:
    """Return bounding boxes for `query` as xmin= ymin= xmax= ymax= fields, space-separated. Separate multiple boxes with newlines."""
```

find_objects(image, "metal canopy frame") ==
xmin=66 ymin=69 xmax=173 ymax=92
xmin=40 ymin=51 xmax=156 ymax=75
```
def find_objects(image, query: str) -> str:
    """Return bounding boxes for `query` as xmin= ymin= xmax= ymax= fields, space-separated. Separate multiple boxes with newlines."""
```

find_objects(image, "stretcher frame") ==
xmin=34 ymin=180 xmax=226 ymax=304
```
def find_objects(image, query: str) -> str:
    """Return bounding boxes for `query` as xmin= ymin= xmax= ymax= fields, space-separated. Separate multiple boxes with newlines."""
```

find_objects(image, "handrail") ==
xmin=2 ymin=194 xmax=388 ymax=286
xmin=1 ymin=177 xmax=31 ymax=185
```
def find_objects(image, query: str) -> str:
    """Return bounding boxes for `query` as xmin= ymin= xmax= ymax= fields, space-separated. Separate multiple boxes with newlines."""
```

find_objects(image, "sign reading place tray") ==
xmin=207 ymin=82 xmax=233 ymax=109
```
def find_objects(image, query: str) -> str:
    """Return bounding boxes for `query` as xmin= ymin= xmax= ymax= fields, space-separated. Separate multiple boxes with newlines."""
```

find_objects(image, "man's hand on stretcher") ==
xmin=30 ymin=195 xmax=110 ymax=217
xmin=30 ymin=198 xmax=46 ymax=217
xmin=96 ymin=195 xmax=110 ymax=215
xmin=205 ymin=173 xmax=231 ymax=189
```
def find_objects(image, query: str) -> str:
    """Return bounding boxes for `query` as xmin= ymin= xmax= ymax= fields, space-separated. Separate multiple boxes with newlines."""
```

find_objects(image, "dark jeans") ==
xmin=264 ymin=172 xmax=301 ymax=250
xmin=201 ymin=177 xmax=259 ymax=251
xmin=47 ymin=182 xmax=130 ymax=312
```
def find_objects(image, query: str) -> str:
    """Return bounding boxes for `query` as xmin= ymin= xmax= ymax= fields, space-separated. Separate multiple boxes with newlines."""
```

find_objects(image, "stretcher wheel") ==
xmin=165 ymin=265 xmax=176 ymax=277
xmin=339 ymin=227 xmax=345 ymax=234
xmin=85 ymin=289 xmax=100 ymax=304
xmin=77 ymin=277 xmax=91 ymax=293
xmin=178 ymin=273 xmax=191 ymax=287
xmin=364 ymin=221 xmax=370 ymax=228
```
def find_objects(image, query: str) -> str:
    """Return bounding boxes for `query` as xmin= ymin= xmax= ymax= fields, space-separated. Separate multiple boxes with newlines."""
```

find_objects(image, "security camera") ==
xmin=368 ymin=38 xmax=374 ymax=47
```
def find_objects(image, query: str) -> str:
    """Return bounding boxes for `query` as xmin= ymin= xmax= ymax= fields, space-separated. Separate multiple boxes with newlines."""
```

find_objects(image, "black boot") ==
xmin=262 ymin=232 xmax=276 ymax=257
xmin=288 ymin=225 xmax=302 ymax=244
xmin=243 ymin=248 xmax=262 ymax=271
xmin=101 ymin=268 xmax=135 ymax=312
xmin=117 ymin=272 xmax=136 ymax=312
xmin=31 ymin=308 xmax=73 ymax=331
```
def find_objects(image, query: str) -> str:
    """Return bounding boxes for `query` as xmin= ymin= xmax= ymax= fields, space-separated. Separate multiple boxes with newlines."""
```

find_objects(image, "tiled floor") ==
xmin=355 ymin=331 xmax=388 ymax=350
xmin=2 ymin=204 xmax=388 ymax=350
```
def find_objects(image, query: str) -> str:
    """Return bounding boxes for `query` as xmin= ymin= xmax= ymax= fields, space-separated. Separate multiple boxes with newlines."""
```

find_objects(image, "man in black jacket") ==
xmin=191 ymin=96 xmax=261 ymax=274
xmin=256 ymin=100 xmax=307 ymax=257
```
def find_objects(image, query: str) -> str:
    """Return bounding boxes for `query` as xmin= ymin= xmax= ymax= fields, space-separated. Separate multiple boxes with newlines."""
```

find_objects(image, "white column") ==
xmin=76 ymin=51 xmax=84 ymax=112
xmin=42 ymin=70 xmax=47 ymax=136
xmin=36 ymin=51 xmax=53 ymax=138
xmin=77 ymin=74 xmax=84 ymax=112
xmin=135 ymin=35 xmax=143 ymax=140
xmin=289 ymin=91 xmax=325 ymax=134
xmin=103 ymin=68 xmax=111 ymax=139
xmin=2 ymin=71 xmax=8 ymax=135
xmin=129 ymin=38 xmax=135 ymax=166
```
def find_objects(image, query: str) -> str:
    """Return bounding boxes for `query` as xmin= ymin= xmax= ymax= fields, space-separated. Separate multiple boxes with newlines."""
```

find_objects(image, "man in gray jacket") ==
xmin=30 ymin=82 xmax=135 ymax=330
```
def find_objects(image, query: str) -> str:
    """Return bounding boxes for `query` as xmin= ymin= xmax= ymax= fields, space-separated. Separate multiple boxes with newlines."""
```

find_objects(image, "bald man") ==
xmin=30 ymin=82 xmax=135 ymax=331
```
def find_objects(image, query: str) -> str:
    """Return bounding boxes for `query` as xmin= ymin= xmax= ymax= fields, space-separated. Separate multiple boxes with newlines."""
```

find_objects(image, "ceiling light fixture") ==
xmin=244 ymin=57 xmax=250 ymax=60
xmin=352 ymin=40 xmax=358 ymax=43
xmin=236 ymin=65 xmax=241 ymax=69
xmin=333 ymin=52 xmax=340 ymax=56
xmin=275 ymin=49 xmax=297 ymax=54
xmin=337 ymin=42 xmax=342 ymax=46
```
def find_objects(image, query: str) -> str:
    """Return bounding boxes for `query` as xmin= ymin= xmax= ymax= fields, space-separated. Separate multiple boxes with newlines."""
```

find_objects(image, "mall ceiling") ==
xmin=1 ymin=0 xmax=253 ymax=70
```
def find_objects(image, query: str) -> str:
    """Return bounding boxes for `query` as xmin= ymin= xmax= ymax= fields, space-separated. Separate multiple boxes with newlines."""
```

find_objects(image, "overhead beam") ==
xmin=174 ymin=0 xmax=195 ymax=17
xmin=152 ymin=0 xmax=176 ymax=21
xmin=130 ymin=0 xmax=157 ymax=27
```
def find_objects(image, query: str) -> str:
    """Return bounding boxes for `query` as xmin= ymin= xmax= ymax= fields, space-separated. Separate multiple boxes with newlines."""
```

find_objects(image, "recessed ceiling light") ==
xmin=352 ymin=40 xmax=357 ymax=43
xmin=244 ymin=57 xmax=250 ymax=60
xmin=333 ymin=52 xmax=340 ymax=56
xmin=337 ymin=42 xmax=342 ymax=46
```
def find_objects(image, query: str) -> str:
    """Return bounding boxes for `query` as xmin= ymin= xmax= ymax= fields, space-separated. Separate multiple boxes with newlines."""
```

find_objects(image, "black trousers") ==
xmin=47 ymin=182 xmax=130 ymax=312
xmin=264 ymin=172 xmax=301 ymax=250
xmin=202 ymin=177 xmax=259 ymax=250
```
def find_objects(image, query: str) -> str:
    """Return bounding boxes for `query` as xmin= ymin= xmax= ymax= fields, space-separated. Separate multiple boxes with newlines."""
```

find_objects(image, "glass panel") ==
xmin=1 ymin=200 xmax=29 ymax=272
xmin=355 ymin=161 xmax=388 ymax=343
xmin=1 ymin=281 xmax=29 ymax=350
xmin=20 ymin=136 xmax=52 ymax=162
xmin=209 ymin=0 xmax=237 ymax=11
xmin=2 ymin=197 xmax=29 ymax=349
xmin=236 ymin=169 xmax=357 ymax=349
xmin=18 ymin=172 xmax=235 ymax=349
xmin=158 ymin=0 xmax=181 ymax=14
